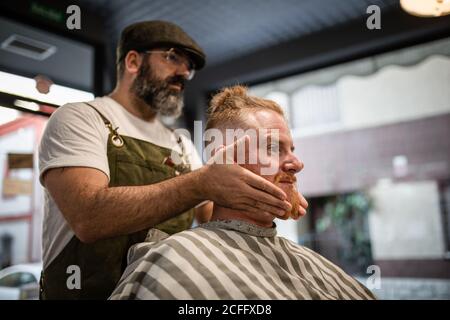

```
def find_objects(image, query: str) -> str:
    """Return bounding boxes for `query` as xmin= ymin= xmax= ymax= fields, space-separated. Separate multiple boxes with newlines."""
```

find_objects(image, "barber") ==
xmin=38 ymin=21 xmax=307 ymax=299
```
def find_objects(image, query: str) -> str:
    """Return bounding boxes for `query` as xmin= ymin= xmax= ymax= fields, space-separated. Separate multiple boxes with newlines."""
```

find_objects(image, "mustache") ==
xmin=167 ymin=75 xmax=186 ymax=90
xmin=274 ymin=172 xmax=297 ymax=184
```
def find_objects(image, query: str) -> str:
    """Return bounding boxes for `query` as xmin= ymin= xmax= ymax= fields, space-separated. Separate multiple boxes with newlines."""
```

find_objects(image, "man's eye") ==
xmin=168 ymin=52 xmax=180 ymax=63
xmin=268 ymin=144 xmax=279 ymax=154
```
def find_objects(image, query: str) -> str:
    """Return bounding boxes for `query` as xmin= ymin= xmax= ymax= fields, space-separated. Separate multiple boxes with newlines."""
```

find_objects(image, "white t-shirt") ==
xmin=38 ymin=96 xmax=203 ymax=268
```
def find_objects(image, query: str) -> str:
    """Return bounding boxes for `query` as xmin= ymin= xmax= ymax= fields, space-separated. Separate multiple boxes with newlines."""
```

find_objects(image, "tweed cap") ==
xmin=116 ymin=20 xmax=206 ymax=70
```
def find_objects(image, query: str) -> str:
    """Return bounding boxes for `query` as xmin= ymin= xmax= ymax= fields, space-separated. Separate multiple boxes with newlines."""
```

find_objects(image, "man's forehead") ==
xmin=244 ymin=109 xmax=292 ymax=138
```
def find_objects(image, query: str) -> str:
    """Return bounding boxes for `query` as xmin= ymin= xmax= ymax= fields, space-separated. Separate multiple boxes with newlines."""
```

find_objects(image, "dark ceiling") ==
xmin=1 ymin=0 xmax=448 ymax=116
xmin=77 ymin=0 xmax=399 ymax=66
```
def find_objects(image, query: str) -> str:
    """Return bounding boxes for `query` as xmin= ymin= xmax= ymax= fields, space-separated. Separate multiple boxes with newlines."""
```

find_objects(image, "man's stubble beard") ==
xmin=131 ymin=58 xmax=185 ymax=118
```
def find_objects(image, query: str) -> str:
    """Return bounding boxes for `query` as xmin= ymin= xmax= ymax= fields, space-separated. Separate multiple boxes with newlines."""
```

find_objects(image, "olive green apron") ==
xmin=40 ymin=103 xmax=194 ymax=299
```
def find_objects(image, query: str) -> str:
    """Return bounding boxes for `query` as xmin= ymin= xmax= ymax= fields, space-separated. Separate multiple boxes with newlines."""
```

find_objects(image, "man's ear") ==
xmin=124 ymin=50 xmax=142 ymax=76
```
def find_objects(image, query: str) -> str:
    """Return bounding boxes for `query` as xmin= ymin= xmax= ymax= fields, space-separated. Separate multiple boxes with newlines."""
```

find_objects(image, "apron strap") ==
xmin=84 ymin=102 xmax=111 ymax=126
xmin=84 ymin=102 xmax=124 ymax=148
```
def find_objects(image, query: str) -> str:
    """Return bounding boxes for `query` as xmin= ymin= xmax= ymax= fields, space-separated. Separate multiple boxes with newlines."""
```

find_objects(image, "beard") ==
xmin=131 ymin=59 xmax=185 ymax=118
xmin=274 ymin=172 xmax=300 ymax=220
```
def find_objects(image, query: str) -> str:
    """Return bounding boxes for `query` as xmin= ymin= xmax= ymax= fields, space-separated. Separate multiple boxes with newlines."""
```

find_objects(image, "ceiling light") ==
xmin=400 ymin=0 xmax=450 ymax=17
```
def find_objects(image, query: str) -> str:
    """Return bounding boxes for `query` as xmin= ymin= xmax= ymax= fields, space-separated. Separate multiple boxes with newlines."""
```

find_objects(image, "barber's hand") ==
xmin=201 ymin=136 xmax=308 ymax=220
xmin=294 ymin=193 xmax=308 ymax=219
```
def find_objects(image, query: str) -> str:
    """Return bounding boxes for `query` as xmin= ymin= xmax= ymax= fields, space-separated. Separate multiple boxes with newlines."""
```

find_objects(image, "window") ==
xmin=291 ymin=84 xmax=340 ymax=130
xmin=0 ymin=71 xmax=93 ymax=106
xmin=264 ymin=91 xmax=291 ymax=125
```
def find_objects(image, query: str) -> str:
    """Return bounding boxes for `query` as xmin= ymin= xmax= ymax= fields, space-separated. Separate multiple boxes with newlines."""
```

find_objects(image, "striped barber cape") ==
xmin=109 ymin=219 xmax=376 ymax=300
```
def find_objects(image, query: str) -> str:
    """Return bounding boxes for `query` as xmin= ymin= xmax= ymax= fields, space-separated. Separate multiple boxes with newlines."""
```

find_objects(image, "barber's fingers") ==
xmin=206 ymin=145 xmax=225 ymax=165
xmin=299 ymin=204 xmax=307 ymax=216
xmin=241 ymin=194 xmax=291 ymax=217
xmin=298 ymin=192 xmax=309 ymax=210
xmin=238 ymin=204 xmax=278 ymax=221
xmin=242 ymin=186 xmax=291 ymax=213
xmin=242 ymin=191 xmax=306 ymax=221
xmin=207 ymin=135 xmax=249 ymax=165
xmin=243 ymin=170 xmax=287 ymax=201
xmin=291 ymin=205 xmax=301 ymax=220
xmin=232 ymin=135 xmax=250 ymax=163
xmin=291 ymin=202 xmax=307 ymax=221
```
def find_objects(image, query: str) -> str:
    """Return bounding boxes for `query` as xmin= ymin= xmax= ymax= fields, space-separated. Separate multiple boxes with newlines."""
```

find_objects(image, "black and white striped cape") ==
xmin=109 ymin=220 xmax=376 ymax=300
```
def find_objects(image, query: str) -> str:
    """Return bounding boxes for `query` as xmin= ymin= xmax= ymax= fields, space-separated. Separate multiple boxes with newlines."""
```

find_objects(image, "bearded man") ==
xmin=109 ymin=86 xmax=375 ymax=300
xmin=38 ymin=21 xmax=308 ymax=300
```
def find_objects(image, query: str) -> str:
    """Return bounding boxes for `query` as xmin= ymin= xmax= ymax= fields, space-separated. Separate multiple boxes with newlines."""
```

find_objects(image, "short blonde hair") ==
xmin=206 ymin=85 xmax=285 ymax=131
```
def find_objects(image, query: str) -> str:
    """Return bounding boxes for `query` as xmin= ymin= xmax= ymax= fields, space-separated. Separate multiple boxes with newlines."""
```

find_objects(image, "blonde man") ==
xmin=110 ymin=86 xmax=376 ymax=300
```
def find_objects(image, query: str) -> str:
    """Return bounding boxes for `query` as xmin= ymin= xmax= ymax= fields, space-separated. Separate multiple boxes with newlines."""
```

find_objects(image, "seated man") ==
xmin=109 ymin=85 xmax=376 ymax=300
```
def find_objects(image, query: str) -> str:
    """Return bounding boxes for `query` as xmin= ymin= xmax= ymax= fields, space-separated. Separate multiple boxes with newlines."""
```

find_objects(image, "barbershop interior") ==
xmin=0 ymin=0 xmax=449 ymax=300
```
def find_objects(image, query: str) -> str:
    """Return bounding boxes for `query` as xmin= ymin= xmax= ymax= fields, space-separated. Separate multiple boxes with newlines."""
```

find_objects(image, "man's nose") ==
xmin=283 ymin=155 xmax=304 ymax=174
xmin=177 ymin=63 xmax=191 ymax=80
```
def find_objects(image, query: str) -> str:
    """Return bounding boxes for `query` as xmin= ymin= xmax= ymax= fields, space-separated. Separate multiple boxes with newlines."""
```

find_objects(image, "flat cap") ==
xmin=117 ymin=20 xmax=206 ymax=70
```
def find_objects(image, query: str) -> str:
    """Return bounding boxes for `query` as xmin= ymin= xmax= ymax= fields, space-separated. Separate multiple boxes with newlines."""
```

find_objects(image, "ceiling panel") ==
xmin=77 ymin=0 xmax=398 ymax=66
xmin=0 ymin=16 xmax=94 ymax=91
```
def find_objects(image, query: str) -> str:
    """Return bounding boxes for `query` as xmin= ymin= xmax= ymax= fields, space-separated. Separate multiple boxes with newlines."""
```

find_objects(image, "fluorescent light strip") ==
xmin=14 ymin=99 xmax=39 ymax=111
xmin=400 ymin=0 xmax=450 ymax=17
xmin=0 ymin=71 xmax=94 ymax=106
